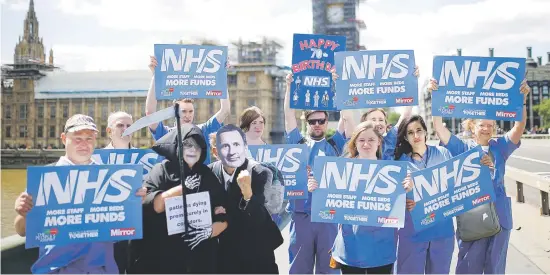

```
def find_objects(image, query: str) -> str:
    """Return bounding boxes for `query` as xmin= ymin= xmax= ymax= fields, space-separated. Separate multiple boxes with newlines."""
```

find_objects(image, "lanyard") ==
xmin=411 ymin=146 xmax=430 ymax=169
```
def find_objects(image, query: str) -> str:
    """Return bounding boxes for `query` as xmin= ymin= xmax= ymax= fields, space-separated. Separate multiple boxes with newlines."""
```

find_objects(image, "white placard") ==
xmin=165 ymin=191 xmax=212 ymax=235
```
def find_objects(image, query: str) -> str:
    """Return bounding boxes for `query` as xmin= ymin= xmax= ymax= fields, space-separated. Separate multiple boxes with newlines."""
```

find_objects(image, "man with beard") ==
xmin=128 ymin=125 xmax=228 ymax=274
xmin=208 ymin=125 xmax=282 ymax=274
xmin=283 ymin=72 xmax=355 ymax=274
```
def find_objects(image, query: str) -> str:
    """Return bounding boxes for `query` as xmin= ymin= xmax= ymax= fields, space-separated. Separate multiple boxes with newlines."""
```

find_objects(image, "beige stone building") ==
xmin=1 ymin=0 xmax=290 ymax=149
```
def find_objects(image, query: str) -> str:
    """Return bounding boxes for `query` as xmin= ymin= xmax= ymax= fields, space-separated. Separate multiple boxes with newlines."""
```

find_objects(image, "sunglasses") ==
xmin=307 ymin=118 xmax=326 ymax=125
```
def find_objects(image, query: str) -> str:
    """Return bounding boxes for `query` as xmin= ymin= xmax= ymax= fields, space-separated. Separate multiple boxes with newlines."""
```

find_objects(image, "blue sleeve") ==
xmin=285 ymin=127 xmax=304 ymax=144
xmin=442 ymin=134 xmax=469 ymax=157
xmin=495 ymin=133 xmax=521 ymax=162
xmin=149 ymin=121 xmax=169 ymax=141
xmin=199 ymin=114 xmax=223 ymax=138
xmin=383 ymin=127 xmax=398 ymax=158
xmin=331 ymin=131 xmax=347 ymax=152
xmin=439 ymin=146 xmax=453 ymax=161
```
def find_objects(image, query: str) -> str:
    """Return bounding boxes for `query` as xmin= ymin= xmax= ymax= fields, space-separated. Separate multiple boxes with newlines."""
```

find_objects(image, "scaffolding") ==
xmin=232 ymin=37 xmax=283 ymax=64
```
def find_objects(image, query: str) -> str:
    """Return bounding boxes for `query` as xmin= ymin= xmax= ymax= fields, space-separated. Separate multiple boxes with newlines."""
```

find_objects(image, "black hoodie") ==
xmin=128 ymin=125 xmax=226 ymax=274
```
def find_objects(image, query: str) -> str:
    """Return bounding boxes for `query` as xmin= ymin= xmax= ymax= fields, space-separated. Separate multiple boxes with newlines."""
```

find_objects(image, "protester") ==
xmin=128 ymin=124 xmax=228 ymax=274
xmin=105 ymin=111 xmax=135 ymax=149
xmin=208 ymin=125 xmax=282 ymax=274
xmin=239 ymin=106 xmax=267 ymax=145
xmin=309 ymin=121 xmax=415 ymax=274
xmin=239 ymin=106 xmax=290 ymax=230
xmin=145 ymin=56 xmax=230 ymax=164
xmin=428 ymin=78 xmax=530 ymax=274
xmin=13 ymin=114 xmax=146 ymax=274
xmin=283 ymin=71 xmax=355 ymax=274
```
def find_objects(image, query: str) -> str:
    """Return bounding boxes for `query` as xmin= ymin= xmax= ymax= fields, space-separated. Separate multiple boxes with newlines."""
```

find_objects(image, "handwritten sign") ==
xmin=290 ymin=33 xmax=346 ymax=111
xmin=310 ymin=156 xmax=407 ymax=228
xmin=154 ymin=44 xmax=228 ymax=100
xmin=335 ymin=50 xmax=418 ymax=109
xmin=165 ymin=192 xmax=212 ymax=235
xmin=431 ymin=56 xmax=526 ymax=121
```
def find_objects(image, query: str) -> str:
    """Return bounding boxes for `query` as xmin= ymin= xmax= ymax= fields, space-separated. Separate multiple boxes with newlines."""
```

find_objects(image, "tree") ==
xmin=325 ymin=128 xmax=336 ymax=139
xmin=387 ymin=112 xmax=400 ymax=125
xmin=533 ymin=99 xmax=550 ymax=129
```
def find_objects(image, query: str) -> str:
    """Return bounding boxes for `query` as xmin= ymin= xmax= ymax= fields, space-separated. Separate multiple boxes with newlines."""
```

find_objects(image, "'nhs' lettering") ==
xmin=92 ymin=152 xmax=158 ymax=174
xmin=303 ymin=76 xmax=330 ymax=87
xmin=341 ymin=54 xmax=409 ymax=81
xmin=160 ymin=48 xmax=222 ymax=73
xmin=253 ymin=148 xmax=301 ymax=173
xmin=319 ymin=162 xmax=402 ymax=195
xmin=438 ymin=60 xmax=519 ymax=90
xmin=35 ymin=169 xmax=136 ymax=206
xmin=412 ymin=151 xmax=481 ymax=202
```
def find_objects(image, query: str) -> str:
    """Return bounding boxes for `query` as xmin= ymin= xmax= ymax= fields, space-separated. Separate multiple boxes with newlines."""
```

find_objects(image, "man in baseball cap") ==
xmin=14 ymin=113 xmax=146 ymax=274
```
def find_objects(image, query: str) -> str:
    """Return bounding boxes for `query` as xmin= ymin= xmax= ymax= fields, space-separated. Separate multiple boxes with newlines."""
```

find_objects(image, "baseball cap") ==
xmin=64 ymin=114 xmax=98 ymax=133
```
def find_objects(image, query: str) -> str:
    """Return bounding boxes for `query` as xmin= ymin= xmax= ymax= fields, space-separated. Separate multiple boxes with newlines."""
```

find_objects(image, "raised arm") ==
xmin=146 ymin=56 xmax=159 ymax=131
xmin=340 ymin=110 xmax=356 ymax=138
xmin=214 ymin=92 xmax=230 ymax=125
xmin=284 ymin=73 xmax=298 ymax=133
xmin=426 ymin=78 xmax=452 ymax=145
xmin=508 ymin=79 xmax=530 ymax=144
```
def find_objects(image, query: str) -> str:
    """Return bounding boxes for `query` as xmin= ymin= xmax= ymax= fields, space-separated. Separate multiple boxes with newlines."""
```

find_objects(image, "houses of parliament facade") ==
xmin=1 ymin=0 xmax=289 ymax=149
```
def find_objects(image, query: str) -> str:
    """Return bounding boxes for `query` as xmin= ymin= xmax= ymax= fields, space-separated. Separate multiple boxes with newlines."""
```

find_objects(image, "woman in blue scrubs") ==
xmin=309 ymin=121 xmax=415 ymax=274
xmin=428 ymin=78 xmax=530 ymax=274
xmin=393 ymin=115 xmax=457 ymax=274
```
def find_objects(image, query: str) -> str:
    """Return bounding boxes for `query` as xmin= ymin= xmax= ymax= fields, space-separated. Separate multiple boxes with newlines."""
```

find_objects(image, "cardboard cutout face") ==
xmin=216 ymin=125 xmax=247 ymax=168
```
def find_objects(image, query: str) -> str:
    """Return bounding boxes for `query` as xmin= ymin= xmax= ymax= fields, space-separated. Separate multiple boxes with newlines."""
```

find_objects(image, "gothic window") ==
xmin=49 ymin=126 xmax=56 ymax=138
xmin=50 ymin=105 xmax=56 ymax=118
xmin=5 ymin=105 xmax=11 ymax=119
xmin=19 ymin=126 xmax=27 ymax=138
xmin=62 ymin=105 xmax=69 ymax=118
xmin=19 ymin=104 xmax=27 ymax=119
xmin=5 ymin=126 xmax=11 ymax=138
xmin=37 ymin=126 xmax=43 ymax=138
xmin=37 ymin=104 xmax=43 ymax=118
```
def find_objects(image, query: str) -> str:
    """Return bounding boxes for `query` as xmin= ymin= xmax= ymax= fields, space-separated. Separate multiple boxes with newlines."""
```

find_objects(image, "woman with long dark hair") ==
xmin=309 ymin=121 xmax=414 ymax=274
xmin=393 ymin=115 xmax=456 ymax=274
xmin=393 ymin=115 xmax=494 ymax=274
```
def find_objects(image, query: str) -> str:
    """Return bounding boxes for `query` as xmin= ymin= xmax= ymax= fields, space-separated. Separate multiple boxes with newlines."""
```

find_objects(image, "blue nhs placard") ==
xmin=431 ymin=56 xmax=526 ymax=121
xmin=290 ymin=33 xmax=346 ymax=111
xmin=25 ymin=164 xmax=143 ymax=248
xmin=310 ymin=156 xmax=407 ymax=228
xmin=335 ymin=50 xmax=418 ymax=109
xmin=92 ymin=149 xmax=162 ymax=176
xmin=247 ymin=144 xmax=309 ymax=200
xmin=154 ymin=44 xmax=228 ymax=100
xmin=409 ymin=147 xmax=495 ymax=231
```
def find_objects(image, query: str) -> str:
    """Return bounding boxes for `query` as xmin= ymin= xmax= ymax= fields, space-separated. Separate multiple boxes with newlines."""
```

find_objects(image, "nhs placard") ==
xmin=247 ymin=144 xmax=309 ymax=199
xmin=154 ymin=44 xmax=228 ymax=100
xmin=431 ymin=56 xmax=526 ymax=121
xmin=409 ymin=147 xmax=495 ymax=231
xmin=310 ymin=156 xmax=407 ymax=228
xmin=25 ymin=164 xmax=144 ymax=248
xmin=290 ymin=33 xmax=346 ymax=111
xmin=335 ymin=50 xmax=418 ymax=109
xmin=91 ymin=149 xmax=162 ymax=176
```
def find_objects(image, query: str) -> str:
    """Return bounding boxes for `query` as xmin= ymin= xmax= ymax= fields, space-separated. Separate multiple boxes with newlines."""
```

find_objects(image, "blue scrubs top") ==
xmin=285 ymin=127 xmax=347 ymax=214
xmin=331 ymin=153 xmax=399 ymax=268
xmin=443 ymin=134 xmax=520 ymax=230
xmin=397 ymin=145 xmax=456 ymax=242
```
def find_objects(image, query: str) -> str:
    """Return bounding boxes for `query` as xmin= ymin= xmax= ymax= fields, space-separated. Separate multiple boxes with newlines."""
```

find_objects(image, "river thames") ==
xmin=1 ymin=169 xmax=26 ymax=238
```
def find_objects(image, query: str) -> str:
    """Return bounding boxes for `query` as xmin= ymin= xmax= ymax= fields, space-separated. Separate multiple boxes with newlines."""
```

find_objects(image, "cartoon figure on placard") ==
xmin=322 ymin=91 xmax=329 ymax=107
xmin=293 ymin=90 xmax=299 ymax=105
xmin=313 ymin=91 xmax=320 ymax=108
xmin=295 ymin=76 xmax=301 ymax=93
xmin=332 ymin=93 xmax=337 ymax=109
xmin=305 ymin=90 xmax=311 ymax=107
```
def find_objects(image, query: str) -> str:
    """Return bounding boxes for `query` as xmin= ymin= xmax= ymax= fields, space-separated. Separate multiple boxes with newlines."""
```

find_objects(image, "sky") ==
xmin=1 ymin=0 xmax=550 ymax=86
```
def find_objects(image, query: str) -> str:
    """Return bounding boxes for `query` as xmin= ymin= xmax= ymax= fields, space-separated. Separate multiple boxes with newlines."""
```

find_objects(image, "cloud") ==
xmin=3 ymin=0 xmax=28 ymax=11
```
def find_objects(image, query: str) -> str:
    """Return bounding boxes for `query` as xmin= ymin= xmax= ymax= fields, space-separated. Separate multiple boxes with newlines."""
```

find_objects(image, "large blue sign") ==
xmin=335 ymin=50 xmax=418 ymax=109
xmin=247 ymin=144 xmax=309 ymax=199
xmin=154 ymin=44 xmax=228 ymax=100
xmin=290 ymin=33 xmax=346 ymax=111
xmin=25 ymin=165 xmax=144 ymax=248
xmin=409 ymin=147 xmax=495 ymax=231
xmin=310 ymin=156 xmax=407 ymax=228
xmin=431 ymin=56 xmax=526 ymax=121
xmin=92 ymin=149 xmax=162 ymax=176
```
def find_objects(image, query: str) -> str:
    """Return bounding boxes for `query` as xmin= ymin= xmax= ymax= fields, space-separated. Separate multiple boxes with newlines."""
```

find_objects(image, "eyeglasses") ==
xmin=307 ymin=118 xmax=326 ymax=125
